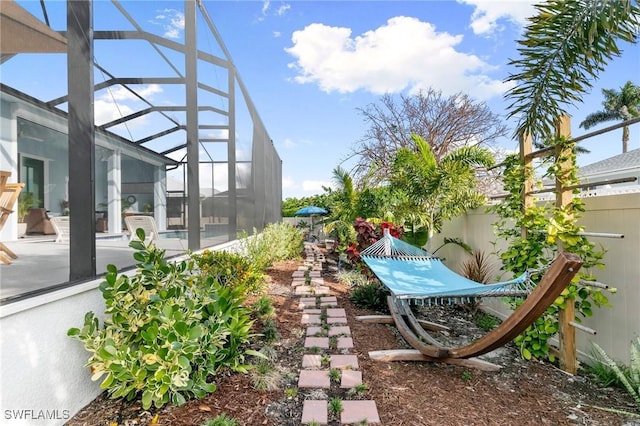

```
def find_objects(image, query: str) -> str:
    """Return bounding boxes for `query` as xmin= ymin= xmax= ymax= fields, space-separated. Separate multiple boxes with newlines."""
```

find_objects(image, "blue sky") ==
xmin=3 ymin=1 xmax=639 ymax=199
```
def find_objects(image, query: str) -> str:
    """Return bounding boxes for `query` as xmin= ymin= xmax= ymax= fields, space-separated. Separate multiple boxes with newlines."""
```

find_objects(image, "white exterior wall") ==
xmin=431 ymin=192 xmax=640 ymax=365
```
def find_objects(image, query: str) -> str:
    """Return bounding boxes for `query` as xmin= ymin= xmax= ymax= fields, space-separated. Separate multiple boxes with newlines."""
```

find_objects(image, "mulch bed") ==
xmin=67 ymin=252 xmax=639 ymax=426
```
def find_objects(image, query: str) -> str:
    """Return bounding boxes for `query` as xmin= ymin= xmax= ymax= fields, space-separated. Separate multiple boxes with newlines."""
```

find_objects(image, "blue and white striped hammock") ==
xmin=360 ymin=233 xmax=531 ymax=305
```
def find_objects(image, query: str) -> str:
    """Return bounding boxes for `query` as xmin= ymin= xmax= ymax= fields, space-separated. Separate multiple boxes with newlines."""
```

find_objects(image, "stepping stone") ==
xmin=341 ymin=400 xmax=380 ymax=424
xmin=306 ymin=326 xmax=324 ymax=337
xmin=327 ymin=317 xmax=348 ymax=324
xmin=320 ymin=301 xmax=338 ymax=307
xmin=340 ymin=370 xmax=362 ymax=388
xmin=303 ymin=308 xmax=322 ymax=314
xmin=337 ymin=337 xmax=353 ymax=349
xmin=292 ymin=279 xmax=307 ymax=287
xmin=298 ymin=266 xmax=310 ymax=271
xmin=302 ymin=354 xmax=323 ymax=368
xmin=301 ymin=400 xmax=327 ymax=425
xmin=298 ymin=298 xmax=317 ymax=309
xmin=326 ymin=308 xmax=346 ymax=317
xmin=298 ymin=370 xmax=330 ymax=388
xmin=304 ymin=337 xmax=329 ymax=349
xmin=330 ymin=354 xmax=359 ymax=369
xmin=309 ymin=271 xmax=322 ymax=277
xmin=292 ymin=270 xmax=306 ymax=278
xmin=328 ymin=326 xmax=351 ymax=336
xmin=295 ymin=286 xmax=316 ymax=296
xmin=320 ymin=296 xmax=337 ymax=303
xmin=301 ymin=313 xmax=321 ymax=324
xmin=309 ymin=277 xmax=324 ymax=285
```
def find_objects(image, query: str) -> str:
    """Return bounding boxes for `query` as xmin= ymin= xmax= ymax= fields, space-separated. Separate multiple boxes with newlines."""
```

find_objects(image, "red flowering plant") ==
xmin=345 ymin=218 xmax=403 ymax=268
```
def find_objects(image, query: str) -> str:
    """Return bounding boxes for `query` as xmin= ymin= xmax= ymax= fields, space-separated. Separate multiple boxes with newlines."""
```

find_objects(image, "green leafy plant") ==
xmin=260 ymin=318 xmax=280 ymax=344
xmin=200 ymin=413 xmax=239 ymax=426
xmin=491 ymin=143 xmax=609 ymax=362
xmin=335 ymin=270 xmax=370 ymax=288
xmin=328 ymin=397 xmax=343 ymax=415
xmin=329 ymin=368 xmax=341 ymax=383
xmin=17 ymin=191 xmax=40 ymax=221
xmin=475 ymin=312 xmax=501 ymax=331
xmin=347 ymin=382 xmax=368 ymax=398
xmin=284 ymin=387 xmax=298 ymax=399
xmin=350 ymin=280 xmax=390 ymax=312
xmin=461 ymin=371 xmax=473 ymax=381
xmin=68 ymin=230 xmax=262 ymax=410
xmin=586 ymin=355 xmax=628 ymax=389
xmin=250 ymin=360 xmax=281 ymax=391
xmin=252 ymin=296 xmax=276 ymax=318
xmin=191 ymin=249 xmax=265 ymax=295
xmin=591 ymin=338 xmax=640 ymax=408
xmin=239 ymin=222 xmax=304 ymax=270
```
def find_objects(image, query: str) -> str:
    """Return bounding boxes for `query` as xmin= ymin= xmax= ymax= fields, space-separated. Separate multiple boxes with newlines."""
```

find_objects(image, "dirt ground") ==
xmin=67 ymin=254 xmax=640 ymax=426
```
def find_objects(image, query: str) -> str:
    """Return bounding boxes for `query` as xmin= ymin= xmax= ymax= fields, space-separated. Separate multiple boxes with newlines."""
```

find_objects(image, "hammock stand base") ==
xmin=360 ymin=251 xmax=582 ymax=370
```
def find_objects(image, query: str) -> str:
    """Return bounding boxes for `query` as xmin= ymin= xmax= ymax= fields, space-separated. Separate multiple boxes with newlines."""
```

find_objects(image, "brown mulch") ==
xmin=67 ymin=253 xmax=640 ymax=426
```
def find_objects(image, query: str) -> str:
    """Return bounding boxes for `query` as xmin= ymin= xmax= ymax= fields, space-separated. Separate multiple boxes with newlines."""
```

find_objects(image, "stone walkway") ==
xmin=294 ymin=243 xmax=380 ymax=425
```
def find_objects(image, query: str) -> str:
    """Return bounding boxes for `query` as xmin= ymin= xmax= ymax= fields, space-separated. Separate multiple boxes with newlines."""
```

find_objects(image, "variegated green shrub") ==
xmin=68 ymin=230 xmax=261 ymax=409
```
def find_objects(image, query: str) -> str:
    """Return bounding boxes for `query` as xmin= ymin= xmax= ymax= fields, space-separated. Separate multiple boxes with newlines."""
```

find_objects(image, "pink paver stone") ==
xmin=298 ymin=370 xmax=330 ymax=388
xmin=292 ymin=279 xmax=307 ymax=287
xmin=320 ymin=296 xmax=337 ymax=302
xmin=328 ymin=326 xmax=351 ymax=336
xmin=330 ymin=354 xmax=358 ymax=369
xmin=327 ymin=317 xmax=348 ymax=324
xmin=337 ymin=337 xmax=353 ymax=349
xmin=302 ymin=354 xmax=323 ymax=368
xmin=304 ymin=337 xmax=329 ymax=349
xmin=306 ymin=326 xmax=323 ymax=337
xmin=292 ymin=271 xmax=306 ymax=278
xmin=341 ymin=400 xmax=380 ymax=424
xmin=309 ymin=277 xmax=324 ymax=285
xmin=301 ymin=400 xmax=327 ymax=424
xmin=301 ymin=313 xmax=321 ymax=324
xmin=295 ymin=286 xmax=316 ymax=296
xmin=320 ymin=302 xmax=337 ymax=307
xmin=298 ymin=300 xmax=317 ymax=310
xmin=308 ymin=271 xmax=321 ymax=277
xmin=298 ymin=266 xmax=310 ymax=271
xmin=340 ymin=370 xmax=362 ymax=388
xmin=326 ymin=308 xmax=346 ymax=317
xmin=303 ymin=308 xmax=322 ymax=314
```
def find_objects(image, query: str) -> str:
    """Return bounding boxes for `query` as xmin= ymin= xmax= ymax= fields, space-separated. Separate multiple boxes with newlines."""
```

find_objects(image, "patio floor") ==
xmin=0 ymin=233 xmax=228 ymax=303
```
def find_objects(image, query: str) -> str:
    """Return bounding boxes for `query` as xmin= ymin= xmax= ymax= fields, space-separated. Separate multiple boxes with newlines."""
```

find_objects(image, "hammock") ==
xmin=360 ymin=233 xmax=531 ymax=305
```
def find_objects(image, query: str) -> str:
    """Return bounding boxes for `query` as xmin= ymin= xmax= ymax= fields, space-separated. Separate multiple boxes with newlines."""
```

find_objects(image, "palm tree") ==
xmin=505 ymin=0 xmax=639 ymax=141
xmin=580 ymin=81 xmax=640 ymax=153
xmin=389 ymin=134 xmax=495 ymax=247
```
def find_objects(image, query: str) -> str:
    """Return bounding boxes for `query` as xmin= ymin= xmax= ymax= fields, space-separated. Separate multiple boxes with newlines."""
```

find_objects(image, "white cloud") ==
xmin=457 ymin=0 xmax=535 ymax=36
xmin=93 ymin=85 xmax=163 ymax=126
xmin=276 ymin=4 xmax=291 ymax=16
xmin=285 ymin=16 xmax=509 ymax=100
xmin=152 ymin=9 xmax=185 ymax=39
xmin=282 ymin=176 xmax=297 ymax=189
xmin=281 ymin=138 xmax=297 ymax=149
xmin=302 ymin=180 xmax=330 ymax=193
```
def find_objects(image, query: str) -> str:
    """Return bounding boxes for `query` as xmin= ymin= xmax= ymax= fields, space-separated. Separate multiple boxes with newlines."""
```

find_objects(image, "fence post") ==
xmin=555 ymin=115 xmax=577 ymax=374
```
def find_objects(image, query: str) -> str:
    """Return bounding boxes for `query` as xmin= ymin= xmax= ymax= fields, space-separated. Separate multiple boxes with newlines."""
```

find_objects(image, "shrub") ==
xmin=335 ymin=270 xmax=369 ymax=288
xmin=350 ymin=280 xmax=390 ymax=312
xmin=68 ymin=232 xmax=262 ymax=410
xmin=240 ymin=222 xmax=304 ymax=270
xmin=191 ymin=249 xmax=265 ymax=295
xmin=252 ymin=295 xmax=275 ymax=318
xmin=591 ymin=338 xmax=640 ymax=408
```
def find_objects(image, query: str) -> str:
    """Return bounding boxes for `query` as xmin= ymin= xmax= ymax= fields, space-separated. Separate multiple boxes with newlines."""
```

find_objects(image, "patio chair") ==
xmin=359 ymin=232 xmax=582 ymax=370
xmin=125 ymin=215 xmax=159 ymax=244
xmin=0 ymin=182 xmax=25 ymax=264
xmin=50 ymin=216 xmax=70 ymax=243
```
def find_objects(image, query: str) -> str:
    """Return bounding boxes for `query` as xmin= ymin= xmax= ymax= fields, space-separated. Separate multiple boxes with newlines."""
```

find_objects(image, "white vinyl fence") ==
xmin=430 ymin=192 xmax=640 ymax=365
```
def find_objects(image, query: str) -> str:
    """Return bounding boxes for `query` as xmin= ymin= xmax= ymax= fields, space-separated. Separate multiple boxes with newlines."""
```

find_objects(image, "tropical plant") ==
xmin=17 ymin=191 xmax=40 ymax=222
xmin=191 ymin=249 xmax=265 ymax=295
xmin=389 ymin=134 xmax=494 ymax=247
xmin=239 ymin=222 xmax=304 ymax=270
xmin=580 ymin=81 xmax=640 ymax=153
xmin=350 ymin=280 xmax=389 ymax=312
xmin=591 ymin=337 xmax=640 ymax=409
xmin=505 ymin=0 xmax=640 ymax=142
xmin=460 ymin=251 xmax=496 ymax=284
xmin=68 ymin=230 xmax=263 ymax=409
